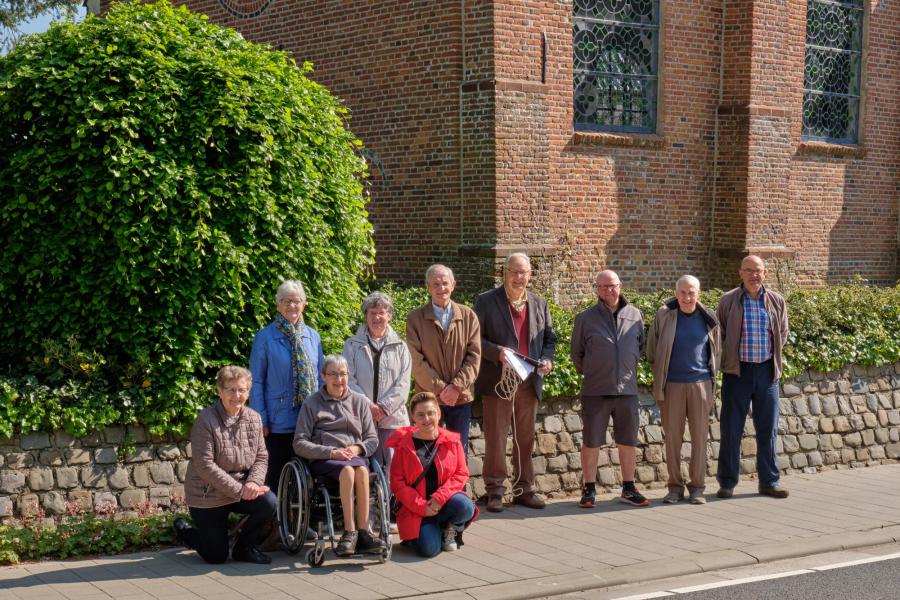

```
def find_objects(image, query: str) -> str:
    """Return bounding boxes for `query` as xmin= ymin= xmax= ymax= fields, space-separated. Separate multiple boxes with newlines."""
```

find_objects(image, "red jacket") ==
xmin=385 ymin=426 xmax=478 ymax=540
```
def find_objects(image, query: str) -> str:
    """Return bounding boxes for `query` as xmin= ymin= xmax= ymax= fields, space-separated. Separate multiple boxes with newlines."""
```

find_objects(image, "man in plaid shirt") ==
xmin=715 ymin=256 xmax=790 ymax=499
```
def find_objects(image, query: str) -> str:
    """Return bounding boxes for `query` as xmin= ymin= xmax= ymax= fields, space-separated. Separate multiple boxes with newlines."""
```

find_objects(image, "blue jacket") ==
xmin=249 ymin=321 xmax=325 ymax=434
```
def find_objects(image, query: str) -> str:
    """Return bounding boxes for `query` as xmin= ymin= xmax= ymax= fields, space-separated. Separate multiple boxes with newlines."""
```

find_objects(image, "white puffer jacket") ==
xmin=342 ymin=325 xmax=411 ymax=430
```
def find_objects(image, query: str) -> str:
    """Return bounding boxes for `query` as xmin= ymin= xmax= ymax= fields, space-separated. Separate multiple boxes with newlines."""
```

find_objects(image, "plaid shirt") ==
xmin=740 ymin=287 xmax=772 ymax=363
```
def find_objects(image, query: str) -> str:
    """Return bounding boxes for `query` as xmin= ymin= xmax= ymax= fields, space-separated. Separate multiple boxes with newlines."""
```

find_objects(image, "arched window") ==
xmin=573 ymin=0 xmax=660 ymax=133
xmin=802 ymin=0 xmax=863 ymax=144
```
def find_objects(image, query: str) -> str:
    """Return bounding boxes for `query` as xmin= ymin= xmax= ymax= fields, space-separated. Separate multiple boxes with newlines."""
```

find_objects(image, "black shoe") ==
xmin=578 ymin=486 xmax=596 ymax=508
xmin=232 ymin=544 xmax=272 ymax=564
xmin=335 ymin=530 xmax=358 ymax=556
xmin=716 ymin=487 xmax=734 ymax=499
xmin=356 ymin=529 xmax=385 ymax=555
xmin=619 ymin=488 xmax=650 ymax=507
xmin=173 ymin=517 xmax=192 ymax=546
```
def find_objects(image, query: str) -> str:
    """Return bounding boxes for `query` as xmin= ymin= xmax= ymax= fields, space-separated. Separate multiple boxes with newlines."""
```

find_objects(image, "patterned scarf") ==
xmin=274 ymin=314 xmax=318 ymax=407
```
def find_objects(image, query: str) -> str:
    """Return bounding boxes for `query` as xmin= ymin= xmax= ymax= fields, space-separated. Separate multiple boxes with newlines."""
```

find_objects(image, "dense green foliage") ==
xmin=0 ymin=1 xmax=373 ymax=436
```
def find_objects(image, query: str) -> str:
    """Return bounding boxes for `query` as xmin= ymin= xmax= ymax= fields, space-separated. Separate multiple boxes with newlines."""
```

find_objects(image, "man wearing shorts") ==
xmin=571 ymin=270 xmax=648 ymax=508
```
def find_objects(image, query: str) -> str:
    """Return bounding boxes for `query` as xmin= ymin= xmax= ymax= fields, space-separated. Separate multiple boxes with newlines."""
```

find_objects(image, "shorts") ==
xmin=581 ymin=394 xmax=639 ymax=447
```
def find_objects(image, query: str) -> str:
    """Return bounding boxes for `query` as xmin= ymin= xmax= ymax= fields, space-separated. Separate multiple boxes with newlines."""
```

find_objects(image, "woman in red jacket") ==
xmin=386 ymin=392 xmax=477 ymax=557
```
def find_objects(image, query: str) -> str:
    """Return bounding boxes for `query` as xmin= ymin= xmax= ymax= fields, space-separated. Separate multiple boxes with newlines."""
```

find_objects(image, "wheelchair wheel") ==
xmin=369 ymin=460 xmax=393 ymax=561
xmin=277 ymin=458 xmax=312 ymax=555
xmin=306 ymin=543 xmax=325 ymax=568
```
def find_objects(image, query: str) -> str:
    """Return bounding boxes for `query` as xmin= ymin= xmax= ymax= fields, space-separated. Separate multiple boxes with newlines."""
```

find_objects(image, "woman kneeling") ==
xmin=292 ymin=354 xmax=385 ymax=556
xmin=387 ymin=392 xmax=477 ymax=557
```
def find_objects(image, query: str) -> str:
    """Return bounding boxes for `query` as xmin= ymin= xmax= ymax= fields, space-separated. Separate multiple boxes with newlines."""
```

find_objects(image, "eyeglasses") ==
xmin=325 ymin=371 xmax=349 ymax=379
xmin=597 ymin=283 xmax=621 ymax=290
xmin=279 ymin=299 xmax=305 ymax=307
xmin=741 ymin=268 xmax=764 ymax=275
xmin=508 ymin=269 xmax=531 ymax=276
xmin=222 ymin=386 xmax=250 ymax=395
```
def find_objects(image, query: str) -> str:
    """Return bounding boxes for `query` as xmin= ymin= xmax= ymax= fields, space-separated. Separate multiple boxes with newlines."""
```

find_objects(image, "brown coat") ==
xmin=647 ymin=298 xmax=721 ymax=403
xmin=184 ymin=401 xmax=268 ymax=508
xmin=717 ymin=285 xmax=789 ymax=381
xmin=406 ymin=302 xmax=481 ymax=404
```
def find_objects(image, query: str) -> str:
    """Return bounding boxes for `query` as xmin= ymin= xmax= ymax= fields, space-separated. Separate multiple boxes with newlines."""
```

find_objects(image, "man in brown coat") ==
xmin=406 ymin=264 xmax=481 ymax=456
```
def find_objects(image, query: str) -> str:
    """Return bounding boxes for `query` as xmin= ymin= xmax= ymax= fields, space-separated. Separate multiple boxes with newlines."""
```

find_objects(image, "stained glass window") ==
xmin=803 ymin=0 xmax=863 ymax=143
xmin=573 ymin=0 xmax=660 ymax=133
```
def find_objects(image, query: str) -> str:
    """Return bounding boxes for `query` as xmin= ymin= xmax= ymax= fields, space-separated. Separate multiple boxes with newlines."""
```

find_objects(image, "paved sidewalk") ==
xmin=3 ymin=465 xmax=900 ymax=600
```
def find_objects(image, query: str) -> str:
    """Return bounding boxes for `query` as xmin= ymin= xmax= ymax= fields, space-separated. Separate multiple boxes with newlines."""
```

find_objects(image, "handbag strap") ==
xmin=410 ymin=439 xmax=438 ymax=489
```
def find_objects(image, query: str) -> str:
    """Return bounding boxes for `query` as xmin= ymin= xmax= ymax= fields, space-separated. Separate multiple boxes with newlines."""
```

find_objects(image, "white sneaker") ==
xmin=442 ymin=526 xmax=458 ymax=552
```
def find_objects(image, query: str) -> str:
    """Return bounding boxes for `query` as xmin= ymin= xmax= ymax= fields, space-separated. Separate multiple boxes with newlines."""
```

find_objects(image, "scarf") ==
xmin=274 ymin=314 xmax=318 ymax=407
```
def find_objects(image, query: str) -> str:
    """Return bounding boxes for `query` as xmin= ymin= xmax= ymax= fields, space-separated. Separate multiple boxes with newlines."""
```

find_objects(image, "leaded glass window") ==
xmin=573 ymin=0 xmax=660 ymax=133
xmin=803 ymin=0 xmax=863 ymax=143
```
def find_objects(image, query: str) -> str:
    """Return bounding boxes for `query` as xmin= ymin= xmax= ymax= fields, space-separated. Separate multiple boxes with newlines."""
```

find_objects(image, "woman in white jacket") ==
xmin=342 ymin=291 xmax=411 ymax=481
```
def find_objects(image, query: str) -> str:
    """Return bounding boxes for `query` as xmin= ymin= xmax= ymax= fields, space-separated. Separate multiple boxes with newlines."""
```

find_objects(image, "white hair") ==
xmin=424 ymin=264 xmax=455 ymax=286
xmin=504 ymin=253 xmax=531 ymax=270
xmin=276 ymin=279 xmax=307 ymax=303
xmin=321 ymin=354 xmax=348 ymax=375
xmin=676 ymin=274 xmax=701 ymax=291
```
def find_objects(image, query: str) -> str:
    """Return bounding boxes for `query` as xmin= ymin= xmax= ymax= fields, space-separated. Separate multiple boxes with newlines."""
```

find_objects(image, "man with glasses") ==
xmin=571 ymin=270 xmax=648 ymax=508
xmin=474 ymin=253 xmax=557 ymax=513
xmin=716 ymin=255 xmax=790 ymax=499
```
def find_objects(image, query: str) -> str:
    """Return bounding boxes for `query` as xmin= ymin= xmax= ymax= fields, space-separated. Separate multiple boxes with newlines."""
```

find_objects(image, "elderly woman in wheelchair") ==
xmin=290 ymin=354 xmax=388 ymax=559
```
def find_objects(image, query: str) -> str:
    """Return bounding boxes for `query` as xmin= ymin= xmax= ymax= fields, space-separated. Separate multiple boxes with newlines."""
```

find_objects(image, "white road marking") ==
xmin=612 ymin=593 xmax=674 ymax=599
xmin=668 ymin=570 xmax=814 ymax=593
xmin=811 ymin=551 xmax=900 ymax=571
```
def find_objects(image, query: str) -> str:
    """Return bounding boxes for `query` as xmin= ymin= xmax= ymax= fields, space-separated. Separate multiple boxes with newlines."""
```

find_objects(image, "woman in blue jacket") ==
xmin=250 ymin=280 xmax=324 ymax=489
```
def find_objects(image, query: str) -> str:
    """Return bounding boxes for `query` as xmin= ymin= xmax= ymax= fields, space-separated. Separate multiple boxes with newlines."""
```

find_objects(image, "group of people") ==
xmin=174 ymin=252 xmax=791 ymax=566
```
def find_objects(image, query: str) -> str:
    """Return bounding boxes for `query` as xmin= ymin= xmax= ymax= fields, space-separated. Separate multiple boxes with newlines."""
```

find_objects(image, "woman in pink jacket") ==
xmin=386 ymin=392 xmax=477 ymax=557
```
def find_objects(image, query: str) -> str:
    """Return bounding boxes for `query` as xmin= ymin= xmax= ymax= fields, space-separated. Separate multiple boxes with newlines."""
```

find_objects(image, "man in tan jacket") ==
xmin=406 ymin=264 xmax=481 ymax=457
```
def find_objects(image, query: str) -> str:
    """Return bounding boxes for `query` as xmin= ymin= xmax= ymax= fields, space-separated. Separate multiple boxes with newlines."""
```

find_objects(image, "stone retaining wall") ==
xmin=1 ymin=363 xmax=899 ymax=518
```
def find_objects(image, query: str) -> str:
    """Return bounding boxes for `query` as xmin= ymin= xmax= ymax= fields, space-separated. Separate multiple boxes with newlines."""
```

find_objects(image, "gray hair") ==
xmin=361 ymin=291 xmax=394 ymax=318
xmin=424 ymin=264 xmax=455 ymax=286
xmin=675 ymin=274 xmax=701 ymax=291
xmin=595 ymin=269 xmax=619 ymax=284
xmin=276 ymin=279 xmax=307 ymax=304
xmin=215 ymin=365 xmax=252 ymax=388
xmin=321 ymin=354 xmax=348 ymax=375
xmin=505 ymin=252 xmax=531 ymax=270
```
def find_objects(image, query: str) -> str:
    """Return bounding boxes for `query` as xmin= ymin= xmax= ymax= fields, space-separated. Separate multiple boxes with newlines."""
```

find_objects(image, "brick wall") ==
xmin=105 ymin=0 xmax=899 ymax=302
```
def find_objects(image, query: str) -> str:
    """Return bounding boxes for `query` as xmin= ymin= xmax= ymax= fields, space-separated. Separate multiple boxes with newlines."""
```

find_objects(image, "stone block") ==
xmin=132 ymin=465 xmax=151 ymax=487
xmin=149 ymin=486 xmax=172 ymax=507
xmin=866 ymin=394 xmax=879 ymax=412
xmin=467 ymin=457 xmax=482 ymax=477
xmin=27 ymin=467 xmax=54 ymax=491
xmin=564 ymin=414 xmax=583 ymax=432
xmin=844 ymin=432 xmax=863 ymax=448
xmin=739 ymin=458 xmax=755 ymax=474
xmin=823 ymin=450 xmax=841 ymax=465
xmin=108 ymin=467 xmax=130 ymax=490
xmin=0 ymin=496 xmax=12 ymax=517
xmin=779 ymin=398 xmax=794 ymax=416
xmin=547 ymin=455 xmax=568 ymax=473
xmin=557 ymin=431 xmax=575 ymax=453
xmin=818 ymin=381 xmax=836 ymax=394
xmin=104 ymin=426 xmax=126 ymax=444
xmin=127 ymin=426 xmax=149 ymax=444
xmin=635 ymin=465 xmax=655 ymax=483
xmin=782 ymin=435 xmax=799 ymax=453
xmin=850 ymin=395 xmax=867 ymax=414
xmin=65 ymin=448 xmax=91 ymax=465
xmin=597 ymin=467 xmax=619 ymax=486
xmin=875 ymin=428 xmax=889 ymax=444
xmin=543 ymin=416 xmax=563 ymax=434
xmin=469 ymin=438 xmax=485 ymax=456
xmin=53 ymin=431 xmax=76 ymax=447
xmin=855 ymin=448 xmax=870 ymax=461
xmin=125 ymin=446 xmax=155 ymax=463
xmin=680 ymin=442 xmax=693 ymax=460
xmin=837 ymin=380 xmax=852 ymax=394
xmin=80 ymin=465 xmax=107 ymax=488
xmin=537 ymin=433 xmax=557 ymax=455
xmin=877 ymin=410 xmax=889 ymax=427
xmin=609 ymin=447 xmax=620 ymax=465
xmin=803 ymin=383 xmax=818 ymax=393
xmin=182 ymin=441 xmax=192 ymax=459
xmin=55 ymin=467 xmax=79 ymax=489
xmin=743 ymin=420 xmax=757 ymax=436
xmin=821 ymin=396 xmax=839 ymax=416
xmin=891 ymin=430 xmax=899 ymax=442
xmin=176 ymin=460 xmax=189 ymax=482
xmin=94 ymin=492 xmax=118 ymax=512
xmin=831 ymin=434 xmax=844 ymax=449
xmin=785 ymin=417 xmax=802 ymax=434
xmin=877 ymin=393 xmax=893 ymax=409
xmin=820 ymin=417 xmax=834 ymax=433
xmin=790 ymin=453 xmax=808 ymax=468
xmin=567 ymin=452 xmax=581 ymax=470
xmin=533 ymin=475 xmax=560 ymax=494
xmin=869 ymin=445 xmax=886 ymax=460
xmin=644 ymin=445 xmax=663 ymax=464
xmin=792 ymin=398 xmax=809 ymax=416
xmin=150 ymin=462 xmax=175 ymax=484
xmin=80 ymin=431 xmax=102 ymax=447
xmin=470 ymin=478 xmax=486 ymax=499
xmin=20 ymin=433 xmax=51 ymax=450
xmin=801 ymin=416 xmax=819 ymax=433
xmin=782 ymin=383 xmax=802 ymax=397
xmin=849 ymin=414 xmax=865 ymax=431
xmin=807 ymin=394 xmax=822 ymax=415
xmin=38 ymin=450 xmax=63 ymax=467
xmin=777 ymin=455 xmax=791 ymax=470
xmin=94 ymin=448 xmax=118 ymax=464
xmin=709 ymin=421 xmax=721 ymax=441
xmin=837 ymin=397 xmax=852 ymax=415
xmin=851 ymin=378 xmax=867 ymax=393
xmin=157 ymin=444 xmax=182 ymax=461
xmin=596 ymin=449 xmax=610 ymax=467
xmin=807 ymin=451 xmax=823 ymax=467
xmin=560 ymin=472 xmax=581 ymax=491
xmin=886 ymin=443 xmax=900 ymax=459
xmin=888 ymin=410 xmax=900 ymax=426
xmin=798 ymin=434 xmax=818 ymax=451
xmin=18 ymin=493 xmax=39 ymax=516
xmin=833 ymin=416 xmax=851 ymax=433
xmin=0 ymin=470 xmax=25 ymax=493
xmin=740 ymin=438 xmax=757 ymax=456
xmin=644 ymin=425 xmax=663 ymax=443
xmin=863 ymin=413 xmax=878 ymax=428
xmin=861 ymin=429 xmax=875 ymax=446
xmin=5 ymin=452 xmax=33 ymax=469
xmin=818 ymin=434 xmax=833 ymax=450
xmin=42 ymin=491 xmax=67 ymax=515
xmin=531 ymin=455 xmax=547 ymax=475
xmin=67 ymin=490 xmax=92 ymax=510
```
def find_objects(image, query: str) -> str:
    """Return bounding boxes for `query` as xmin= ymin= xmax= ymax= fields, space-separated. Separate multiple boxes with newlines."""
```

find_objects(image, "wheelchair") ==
xmin=276 ymin=456 xmax=392 ymax=567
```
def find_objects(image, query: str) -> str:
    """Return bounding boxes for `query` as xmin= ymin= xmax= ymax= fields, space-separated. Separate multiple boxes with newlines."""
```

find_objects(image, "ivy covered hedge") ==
xmin=0 ymin=2 xmax=373 ymax=437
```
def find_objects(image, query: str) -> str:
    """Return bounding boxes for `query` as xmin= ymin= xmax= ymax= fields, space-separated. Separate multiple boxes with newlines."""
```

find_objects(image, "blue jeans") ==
xmin=717 ymin=360 xmax=781 ymax=489
xmin=411 ymin=492 xmax=476 ymax=558
xmin=441 ymin=402 xmax=472 ymax=461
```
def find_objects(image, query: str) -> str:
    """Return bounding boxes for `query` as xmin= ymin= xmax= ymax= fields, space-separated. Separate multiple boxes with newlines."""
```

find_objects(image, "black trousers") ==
xmin=265 ymin=432 xmax=296 ymax=490
xmin=185 ymin=491 xmax=277 ymax=564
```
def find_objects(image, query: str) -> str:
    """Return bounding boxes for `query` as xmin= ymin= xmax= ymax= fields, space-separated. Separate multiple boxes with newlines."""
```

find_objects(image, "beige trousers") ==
xmin=659 ymin=380 xmax=714 ymax=491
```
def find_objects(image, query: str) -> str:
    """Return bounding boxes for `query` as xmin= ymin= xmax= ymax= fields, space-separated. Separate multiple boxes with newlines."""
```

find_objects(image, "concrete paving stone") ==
xmin=692 ymin=549 xmax=756 ymax=572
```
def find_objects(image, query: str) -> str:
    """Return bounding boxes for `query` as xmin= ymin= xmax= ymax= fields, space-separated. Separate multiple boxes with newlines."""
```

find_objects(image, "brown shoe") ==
xmin=759 ymin=485 xmax=789 ymax=499
xmin=512 ymin=492 xmax=545 ymax=509
xmin=486 ymin=495 xmax=504 ymax=513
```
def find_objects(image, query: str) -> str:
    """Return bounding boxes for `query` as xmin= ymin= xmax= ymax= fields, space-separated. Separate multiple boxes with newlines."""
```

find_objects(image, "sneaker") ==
xmin=619 ymin=488 xmax=650 ymax=507
xmin=689 ymin=489 xmax=707 ymax=505
xmin=173 ymin=517 xmax=192 ymax=546
xmin=335 ymin=530 xmax=358 ymax=556
xmin=578 ymin=486 xmax=596 ymax=508
xmin=442 ymin=526 xmax=458 ymax=552
xmin=356 ymin=529 xmax=385 ymax=554
xmin=232 ymin=544 xmax=272 ymax=564
xmin=716 ymin=487 xmax=734 ymax=499
xmin=662 ymin=489 xmax=684 ymax=504
xmin=389 ymin=522 xmax=399 ymax=535
xmin=758 ymin=485 xmax=789 ymax=499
